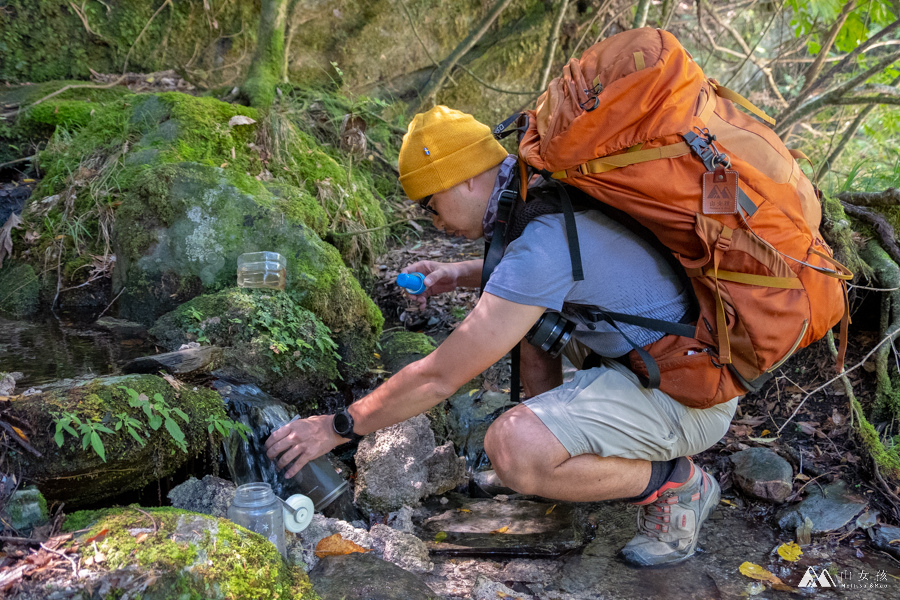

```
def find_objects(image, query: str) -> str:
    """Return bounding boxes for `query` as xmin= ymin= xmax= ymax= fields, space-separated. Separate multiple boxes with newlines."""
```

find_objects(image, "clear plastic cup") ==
xmin=237 ymin=252 xmax=287 ymax=290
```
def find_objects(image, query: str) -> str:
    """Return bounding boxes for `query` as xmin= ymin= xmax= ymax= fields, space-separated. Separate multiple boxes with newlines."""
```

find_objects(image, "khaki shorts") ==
xmin=523 ymin=343 xmax=738 ymax=461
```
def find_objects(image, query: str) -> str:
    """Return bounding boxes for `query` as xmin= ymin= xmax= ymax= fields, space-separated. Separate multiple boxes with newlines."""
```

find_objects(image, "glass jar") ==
xmin=226 ymin=482 xmax=286 ymax=558
xmin=237 ymin=251 xmax=287 ymax=290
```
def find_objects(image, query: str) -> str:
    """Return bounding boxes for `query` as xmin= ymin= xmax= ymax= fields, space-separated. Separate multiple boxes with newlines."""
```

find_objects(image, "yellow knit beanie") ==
xmin=398 ymin=106 xmax=509 ymax=200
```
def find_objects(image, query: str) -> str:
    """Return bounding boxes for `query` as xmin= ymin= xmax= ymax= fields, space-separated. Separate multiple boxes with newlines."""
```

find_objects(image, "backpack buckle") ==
xmin=684 ymin=128 xmax=731 ymax=171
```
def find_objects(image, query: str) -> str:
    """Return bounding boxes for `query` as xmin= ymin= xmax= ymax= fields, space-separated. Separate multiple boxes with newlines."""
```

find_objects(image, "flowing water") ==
xmin=214 ymin=379 xmax=362 ymax=522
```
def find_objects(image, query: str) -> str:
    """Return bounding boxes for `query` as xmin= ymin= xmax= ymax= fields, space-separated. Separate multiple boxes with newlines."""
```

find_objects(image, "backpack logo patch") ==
xmin=702 ymin=168 xmax=739 ymax=214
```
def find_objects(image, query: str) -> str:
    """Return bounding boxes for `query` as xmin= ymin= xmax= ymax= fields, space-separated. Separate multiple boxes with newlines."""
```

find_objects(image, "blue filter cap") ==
xmin=396 ymin=272 xmax=427 ymax=295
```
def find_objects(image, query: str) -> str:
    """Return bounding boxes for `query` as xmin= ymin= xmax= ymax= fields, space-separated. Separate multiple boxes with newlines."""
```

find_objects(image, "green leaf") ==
xmin=153 ymin=393 xmax=166 ymax=405
xmin=82 ymin=433 xmax=90 ymax=450
xmin=94 ymin=424 xmax=115 ymax=434
xmin=54 ymin=430 xmax=64 ymax=447
xmin=172 ymin=408 xmax=189 ymax=423
xmin=90 ymin=431 xmax=106 ymax=462
xmin=128 ymin=427 xmax=147 ymax=447
xmin=164 ymin=417 xmax=185 ymax=444
xmin=215 ymin=420 xmax=228 ymax=437
xmin=148 ymin=413 xmax=163 ymax=431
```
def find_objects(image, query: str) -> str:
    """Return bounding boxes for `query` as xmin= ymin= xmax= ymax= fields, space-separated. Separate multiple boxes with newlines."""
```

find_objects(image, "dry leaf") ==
xmin=546 ymin=505 xmax=556 ymax=515
xmin=10 ymin=426 xmax=28 ymax=442
xmin=720 ymin=498 xmax=736 ymax=507
xmin=739 ymin=562 xmax=785 ymax=585
xmin=456 ymin=508 xmax=472 ymax=513
xmin=314 ymin=533 xmax=371 ymax=558
xmin=135 ymin=532 xmax=150 ymax=544
xmin=748 ymin=436 xmax=778 ymax=444
xmin=490 ymin=525 xmax=510 ymax=535
xmin=468 ymin=389 xmax=480 ymax=397
xmin=85 ymin=528 xmax=109 ymax=544
xmin=776 ymin=541 xmax=803 ymax=561
xmin=228 ymin=115 xmax=257 ymax=127
xmin=0 ymin=212 xmax=23 ymax=269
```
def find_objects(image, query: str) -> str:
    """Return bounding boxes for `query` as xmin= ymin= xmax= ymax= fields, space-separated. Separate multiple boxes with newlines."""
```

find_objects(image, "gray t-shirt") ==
xmin=483 ymin=210 xmax=691 ymax=357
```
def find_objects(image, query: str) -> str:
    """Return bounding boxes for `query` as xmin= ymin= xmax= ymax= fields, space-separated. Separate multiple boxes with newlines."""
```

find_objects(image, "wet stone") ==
xmin=370 ymin=523 xmax=433 ymax=574
xmin=93 ymin=317 xmax=148 ymax=339
xmin=309 ymin=552 xmax=441 ymax=600
xmin=122 ymin=345 xmax=223 ymax=376
xmin=421 ymin=497 xmax=583 ymax=558
xmin=167 ymin=475 xmax=235 ymax=518
xmin=472 ymin=574 xmax=534 ymax=600
xmin=777 ymin=480 xmax=868 ymax=533
xmin=729 ymin=447 xmax=794 ymax=503
xmin=869 ymin=524 xmax=900 ymax=559
xmin=1 ymin=487 xmax=48 ymax=533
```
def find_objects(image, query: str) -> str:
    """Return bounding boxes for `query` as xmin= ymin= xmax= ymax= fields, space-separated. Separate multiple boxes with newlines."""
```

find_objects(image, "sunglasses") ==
xmin=418 ymin=195 xmax=438 ymax=216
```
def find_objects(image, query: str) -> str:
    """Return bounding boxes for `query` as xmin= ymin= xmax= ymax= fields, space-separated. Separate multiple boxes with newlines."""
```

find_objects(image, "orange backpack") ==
xmin=507 ymin=28 xmax=852 ymax=409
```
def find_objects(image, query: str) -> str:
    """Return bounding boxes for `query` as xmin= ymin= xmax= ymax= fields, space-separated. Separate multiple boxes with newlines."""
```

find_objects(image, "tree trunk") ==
xmin=632 ymin=0 xmax=651 ymax=29
xmin=242 ymin=0 xmax=289 ymax=108
xmin=410 ymin=0 xmax=514 ymax=116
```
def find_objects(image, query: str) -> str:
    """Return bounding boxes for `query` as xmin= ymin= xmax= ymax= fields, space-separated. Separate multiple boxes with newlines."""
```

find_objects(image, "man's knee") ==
xmin=484 ymin=409 xmax=543 ymax=495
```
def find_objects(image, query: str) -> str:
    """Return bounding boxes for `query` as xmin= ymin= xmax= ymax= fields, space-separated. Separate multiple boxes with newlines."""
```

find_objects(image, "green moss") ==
xmin=0 ymin=260 xmax=40 ymax=318
xmin=61 ymin=507 xmax=316 ymax=599
xmin=382 ymin=331 xmax=436 ymax=357
xmin=0 ymin=2 xmax=259 ymax=85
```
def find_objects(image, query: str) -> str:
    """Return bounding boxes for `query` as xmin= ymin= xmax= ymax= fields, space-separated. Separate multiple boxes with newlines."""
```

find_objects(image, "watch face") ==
xmin=333 ymin=411 xmax=352 ymax=435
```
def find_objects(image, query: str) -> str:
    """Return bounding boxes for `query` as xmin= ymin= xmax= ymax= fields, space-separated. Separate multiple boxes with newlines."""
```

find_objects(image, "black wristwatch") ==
xmin=332 ymin=408 xmax=363 ymax=443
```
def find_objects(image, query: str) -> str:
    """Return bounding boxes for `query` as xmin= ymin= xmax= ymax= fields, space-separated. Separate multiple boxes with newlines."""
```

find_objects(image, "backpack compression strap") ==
xmin=481 ymin=185 xmax=521 ymax=403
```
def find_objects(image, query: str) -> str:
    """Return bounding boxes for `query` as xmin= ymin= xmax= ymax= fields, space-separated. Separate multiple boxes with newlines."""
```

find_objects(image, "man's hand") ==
xmin=401 ymin=259 xmax=483 ymax=309
xmin=264 ymin=414 xmax=346 ymax=479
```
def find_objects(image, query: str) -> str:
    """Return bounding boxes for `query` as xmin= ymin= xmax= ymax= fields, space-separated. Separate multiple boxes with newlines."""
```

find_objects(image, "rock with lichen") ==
xmin=167 ymin=475 xmax=236 ymax=519
xmin=7 ymin=374 xmax=226 ymax=508
xmin=353 ymin=414 xmax=467 ymax=513
xmin=3 ymin=506 xmax=314 ymax=600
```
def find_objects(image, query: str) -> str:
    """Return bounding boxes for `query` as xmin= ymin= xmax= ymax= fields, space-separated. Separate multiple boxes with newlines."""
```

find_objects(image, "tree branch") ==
xmin=776 ymin=49 xmax=900 ymax=133
xmin=798 ymin=0 xmax=857 ymax=99
xmin=838 ymin=188 xmax=900 ymax=207
xmin=778 ymin=18 xmax=900 ymax=126
xmin=842 ymin=202 xmax=900 ymax=266
xmin=410 ymin=0 xmax=514 ymax=116
xmin=632 ymin=0 xmax=651 ymax=29
xmin=538 ymin=0 xmax=569 ymax=91
xmin=817 ymin=104 xmax=875 ymax=180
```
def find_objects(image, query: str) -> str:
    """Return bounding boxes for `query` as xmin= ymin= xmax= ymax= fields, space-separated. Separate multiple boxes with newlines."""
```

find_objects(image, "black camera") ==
xmin=525 ymin=312 xmax=576 ymax=358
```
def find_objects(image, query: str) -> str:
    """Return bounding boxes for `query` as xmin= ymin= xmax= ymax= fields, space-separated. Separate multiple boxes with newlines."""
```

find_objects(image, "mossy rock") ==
xmin=0 ymin=2 xmax=259 ymax=85
xmin=379 ymin=331 xmax=436 ymax=374
xmin=114 ymin=161 xmax=382 ymax=382
xmin=150 ymin=289 xmax=343 ymax=406
xmin=7 ymin=374 xmax=225 ymax=507
xmin=42 ymin=507 xmax=316 ymax=599
xmin=0 ymin=260 xmax=40 ymax=318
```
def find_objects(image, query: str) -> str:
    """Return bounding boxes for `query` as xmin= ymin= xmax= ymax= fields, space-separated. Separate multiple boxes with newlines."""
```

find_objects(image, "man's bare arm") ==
xmin=264 ymin=293 xmax=546 ymax=477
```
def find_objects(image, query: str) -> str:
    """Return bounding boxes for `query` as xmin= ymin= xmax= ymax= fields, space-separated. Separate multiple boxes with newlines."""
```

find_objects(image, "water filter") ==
xmin=396 ymin=272 xmax=427 ymax=295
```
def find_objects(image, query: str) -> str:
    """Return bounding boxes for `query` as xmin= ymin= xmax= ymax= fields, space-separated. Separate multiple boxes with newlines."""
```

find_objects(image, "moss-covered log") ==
xmin=7 ymin=374 xmax=225 ymax=507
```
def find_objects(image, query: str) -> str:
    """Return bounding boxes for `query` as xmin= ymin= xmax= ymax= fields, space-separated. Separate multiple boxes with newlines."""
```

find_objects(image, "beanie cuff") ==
xmin=400 ymin=136 xmax=509 ymax=200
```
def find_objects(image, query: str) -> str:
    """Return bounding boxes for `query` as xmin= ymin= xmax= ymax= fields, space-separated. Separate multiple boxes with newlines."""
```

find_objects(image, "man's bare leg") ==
xmin=483 ymin=403 xmax=650 ymax=501
xmin=519 ymin=341 xmax=562 ymax=398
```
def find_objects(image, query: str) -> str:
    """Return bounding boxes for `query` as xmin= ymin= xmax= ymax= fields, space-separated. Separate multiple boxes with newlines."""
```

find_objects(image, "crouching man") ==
xmin=265 ymin=106 xmax=738 ymax=566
